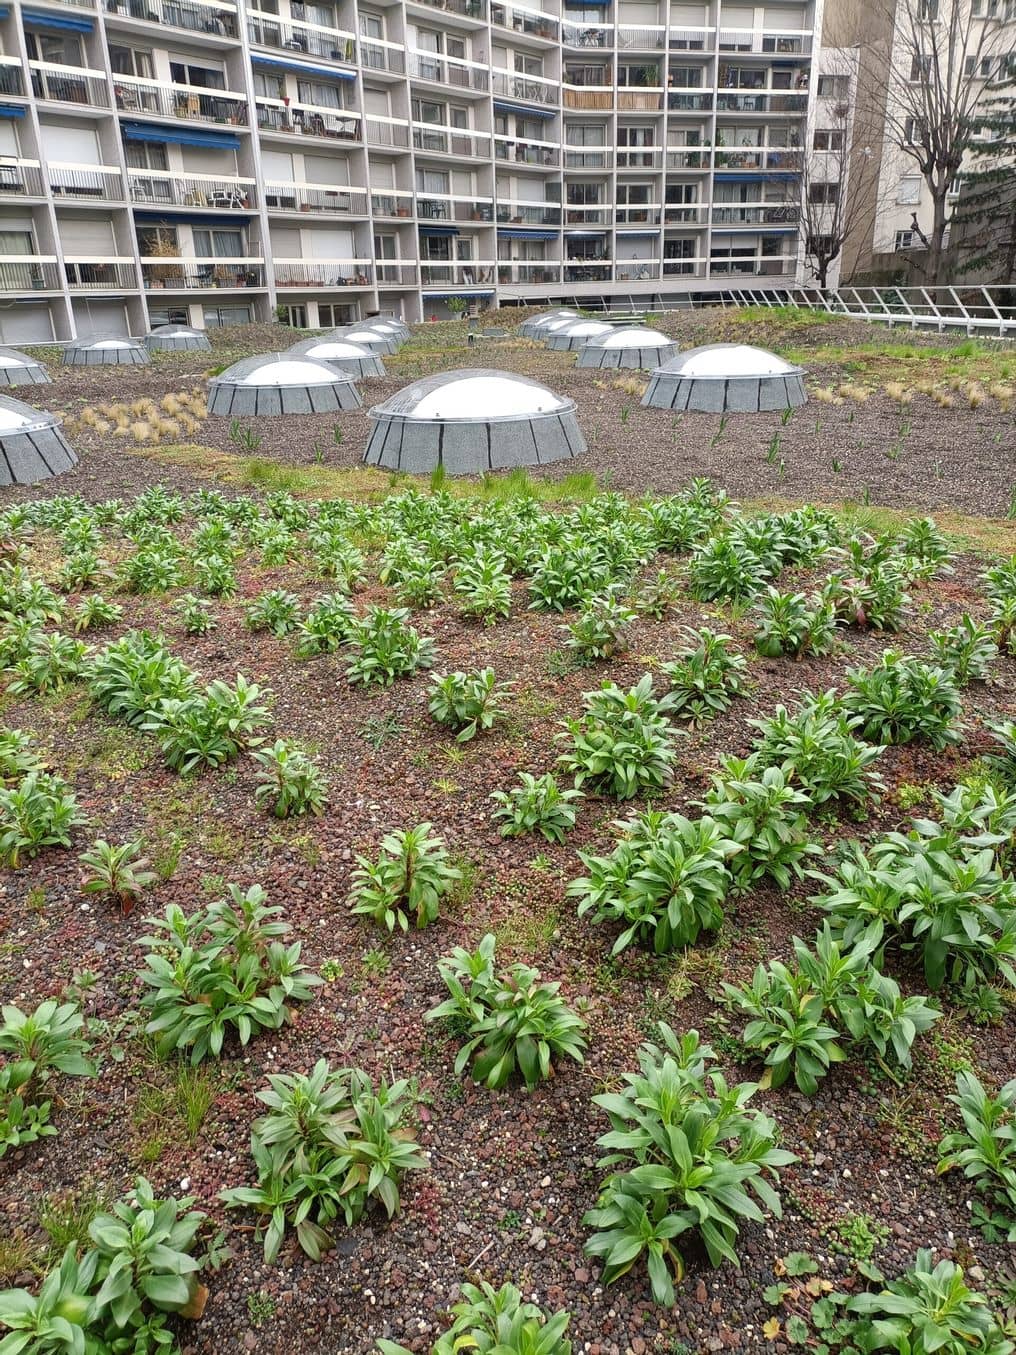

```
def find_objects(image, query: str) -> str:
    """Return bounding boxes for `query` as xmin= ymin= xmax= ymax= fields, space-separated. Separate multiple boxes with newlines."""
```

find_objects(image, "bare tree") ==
xmin=877 ymin=0 xmax=1016 ymax=285
xmin=799 ymin=58 xmax=888 ymax=288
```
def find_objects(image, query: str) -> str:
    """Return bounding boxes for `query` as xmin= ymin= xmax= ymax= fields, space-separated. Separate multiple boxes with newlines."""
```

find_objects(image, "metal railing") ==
xmin=564 ymin=147 xmax=612 ymax=169
xmin=565 ymin=206 xmax=610 ymax=224
xmin=412 ymin=125 xmax=489 ymax=157
xmin=418 ymin=196 xmax=494 ymax=223
xmin=0 ymin=160 xmax=45 ymax=197
xmin=359 ymin=39 xmax=404 ymax=74
xmin=376 ymin=262 xmax=420 ymax=285
xmin=264 ymin=182 xmax=366 ymax=214
xmin=65 ymin=260 xmax=137 ymax=289
xmin=491 ymin=69 xmax=557 ymax=104
xmin=715 ymin=285 xmax=1016 ymax=337
xmin=491 ymin=3 xmax=558 ymax=39
xmin=0 ymin=258 xmax=62 ymax=291
xmin=247 ymin=13 xmax=355 ymax=60
xmin=716 ymin=92 xmax=807 ymax=114
xmin=409 ymin=0 xmax=486 ymax=19
xmin=617 ymin=25 xmax=666 ymax=49
xmin=617 ymin=147 xmax=662 ymax=168
xmin=114 ymin=76 xmax=247 ymax=122
xmin=103 ymin=0 xmax=239 ymax=36
xmin=665 ymin=148 xmax=711 ymax=170
xmin=49 ymin=164 xmax=125 ymax=200
xmin=128 ymin=170 xmax=256 ymax=208
xmin=256 ymin=100 xmax=358 ymax=140
xmin=711 ymin=204 xmax=800 ymax=226
xmin=667 ymin=92 xmax=713 ymax=111
xmin=497 ymin=202 xmax=561 ymax=225
xmin=407 ymin=51 xmax=489 ymax=89
xmin=663 ymin=203 xmax=709 ymax=224
xmin=141 ymin=259 xmax=265 ymax=289
xmin=617 ymin=206 xmax=662 ymax=225
xmin=563 ymin=261 xmax=611 ymax=281
xmin=370 ymin=190 xmax=414 ymax=216
xmin=715 ymin=148 xmax=803 ymax=172
xmin=497 ymin=262 xmax=560 ymax=284
xmin=30 ymin=62 xmax=109 ymax=106
xmin=273 ymin=260 xmax=374 ymax=286
xmin=709 ymin=257 xmax=796 ymax=277
xmin=364 ymin=117 xmax=410 ymax=148
xmin=718 ymin=29 xmax=812 ymax=54
xmin=0 ymin=59 xmax=25 ymax=96
xmin=615 ymin=259 xmax=660 ymax=280
xmin=419 ymin=262 xmax=496 ymax=286
xmin=562 ymin=23 xmax=610 ymax=47
xmin=494 ymin=139 xmax=559 ymax=166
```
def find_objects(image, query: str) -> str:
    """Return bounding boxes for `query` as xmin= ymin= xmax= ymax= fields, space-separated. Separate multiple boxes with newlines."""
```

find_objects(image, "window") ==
xmin=904 ymin=116 xmax=924 ymax=143
xmin=412 ymin=98 xmax=444 ymax=124
xmin=109 ymin=45 xmax=154 ymax=78
xmin=808 ymin=181 xmax=840 ymax=204
xmin=253 ymin=71 xmax=285 ymax=99
xmin=138 ymin=225 xmax=178 ymax=254
xmin=980 ymin=56 xmax=994 ymax=77
xmin=566 ymin=181 xmax=601 ymax=204
xmin=918 ymin=0 xmax=938 ymax=17
xmin=618 ymin=125 xmax=655 ymax=146
xmin=616 ymin=183 xmax=651 ymax=204
xmin=317 ymin=303 xmax=355 ymax=326
xmin=147 ymin=307 xmax=188 ymax=326
xmin=964 ymin=55 xmax=976 ymax=75
xmin=359 ymin=13 xmax=384 ymax=39
xmin=813 ymin=128 xmax=845 ymax=151
xmin=124 ymin=141 xmax=168 ymax=172
xmin=909 ymin=54 xmax=931 ymax=81
xmin=203 ymin=305 xmax=253 ymax=326
xmin=816 ymin=74 xmax=849 ymax=98
xmin=668 ymin=65 xmax=703 ymax=88
xmin=898 ymin=174 xmax=921 ymax=204
xmin=297 ymin=79 xmax=344 ymax=109
xmin=618 ymin=63 xmax=660 ymax=87
xmin=415 ymin=167 xmax=448 ymax=194
xmin=192 ymin=228 xmax=244 ymax=257
xmin=665 ymin=182 xmax=697 ymax=203
xmin=566 ymin=123 xmax=605 ymax=145
xmin=806 ymin=233 xmax=835 ymax=255
xmin=895 ymin=229 xmax=915 ymax=250
xmin=25 ymin=32 xmax=82 ymax=64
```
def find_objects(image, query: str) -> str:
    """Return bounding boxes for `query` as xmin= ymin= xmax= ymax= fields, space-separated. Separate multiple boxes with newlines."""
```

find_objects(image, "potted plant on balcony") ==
xmin=148 ymin=236 xmax=184 ymax=287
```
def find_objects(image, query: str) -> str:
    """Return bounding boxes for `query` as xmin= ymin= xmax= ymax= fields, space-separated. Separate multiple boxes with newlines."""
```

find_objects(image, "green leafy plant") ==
xmin=583 ymin=1024 xmax=795 ymax=1306
xmin=7 ymin=633 xmax=87 ymax=697
xmin=0 ymin=1244 xmax=102 ymax=1353
xmin=86 ymin=631 xmax=196 ymax=727
xmin=143 ymin=674 xmax=272 ymax=773
xmin=293 ymin=593 xmax=356 ymax=657
xmin=699 ymin=756 xmax=819 ymax=890
xmin=929 ymin=615 xmax=998 ymax=686
xmin=635 ymin=569 xmax=682 ymax=620
xmin=79 ymin=838 xmax=157 ymax=916
xmin=427 ymin=933 xmax=588 ymax=1089
xmin=0 ymin=773 xmax=85 ymax=867
xmin=660 ymin=628 xmax=747 ymax=725
xmin=565 ymin=591 xmax=636 ymax=662
xmin=750 ymin=690 xmax=884 ymax=807
xmin=0 ymin=728 xmax=44 ymax=786
xmin=1 ymin=1000 xmax=94 ymax=1159
xmin=842 ymin=650 xmax=963 ymax=749
xmin=345 ymin=607 xmax=434 ymax=687
xmin=349 ymin=823 xmax=461 ymax=931
xmin=557 ymin=675 xmax=678 ymax=800
xmin=71 ymin=594 xmax=122 ymax=634
xmin=175 ymin=593 xmax=216 ymax=637
xmin=377 ymin=1280 xmax=572 ymax=1355
xmin=753 ymin=588 xmax=838 ymax=659
xmin=937 ymin=1070 xmax=1016 ymax=1242
xmin=251 ymin=740 xmax=327 ymax=818
xmin=688 ymin=536 xmax=767 ymax=602
xmin=428 ymin=668 xmax=510 ymax=742
xmin=453 ymin=550 xmax=512 ymax=626
xmin=221 ymin=1060 xmax=425 ymax=1262
xmin=244 ymin=589 xmax=302 ymax=638
xmin=490 ymin=771 xmax=582 ymax=844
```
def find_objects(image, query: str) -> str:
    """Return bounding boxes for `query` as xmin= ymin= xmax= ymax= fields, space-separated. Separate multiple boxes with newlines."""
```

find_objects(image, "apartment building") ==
xmin=0 ymin=0 xmax=821 ymax=339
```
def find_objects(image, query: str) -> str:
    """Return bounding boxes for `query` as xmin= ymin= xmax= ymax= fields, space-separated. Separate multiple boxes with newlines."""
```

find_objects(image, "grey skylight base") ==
xmin=207 ymin=382 xmax=362 ymax=416
xmin=0 ymin=349 xmax=50 ymax=386
xmin=578 ymin=343 xmax=680 ymax=370
xmin=330 ymin=329 xmax=398 ymax=355
xmin=520 ymin=312 xmax=576 ymax=339
xmin=63 ymin=340 xmax=150 ymax=366
xmin=642 ymin=371 xmax=808 ymax=413
xmin=286 ymin=339 xmax=386 ymax=378
xmin=545 ymin=330 xmax=611 ymax=351
xmin=144 ymin=328 xmax=212 ymax=351
xmin=0 ymin=426 xmax=77 ymax=486
xmin=364 ymin=411 xmax=585 ymax=474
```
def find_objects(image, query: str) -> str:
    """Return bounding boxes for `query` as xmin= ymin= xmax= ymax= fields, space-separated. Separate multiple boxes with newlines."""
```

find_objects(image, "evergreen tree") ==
xmin=953 ymin=70 xmax=1016 ymax=286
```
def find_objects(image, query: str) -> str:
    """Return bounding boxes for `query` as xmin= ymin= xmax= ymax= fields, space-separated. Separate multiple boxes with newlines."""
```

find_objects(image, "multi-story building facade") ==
xmin=0 ymin=0 xmax=820 ymax=338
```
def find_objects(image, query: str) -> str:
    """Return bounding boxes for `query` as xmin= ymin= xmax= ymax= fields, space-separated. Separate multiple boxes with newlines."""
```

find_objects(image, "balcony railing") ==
xmin=409 ymin=0 xmax=486 ymax=19
xmin=665 ymin=148 xmax=710 ymax=170
xmin=412 ymin=125 xmax=489 ymax=158
xmin=247 ymin=12 xmax=355 ymax=60
xmin=376 ymin=262 xmax=419 ymax=285
xmin=563 ymin=262 xmax=611 ymax=281
xmin=617 ymin=26 xmax=667 ymax=49
xmin=417 ymin=195 xmax=495 ymax=223
xmin=564 ymin=148 xmax=612 ymax=169
xmin=115 ymin=76 xmax=247 ymax=123
xmin=710 ymin=256 xmax=796 ymax=276
xmin=718 ymin=29 xmax=812 ymax=55
xmin=663 ymin=257 xmax=707 ymax=276
xmin=715 ymin=148 xmax=803 ymax=172
xmin=564 ymin=207 xmax=610 ymax=225
xmin=0 ymin=58 xmax=25 ymax=96
xmin=265 ymin=181 xmax=367 ymax=214
xmin=0 ymin=258 xmax=62 ymax=291
xmin=562 ymin=23 xmax=610 ymax=47
xmin=365 ymin=116 xmax=410 ymax=149
xmin=65 ymin=259 xmax=137 ymax=289
xmin=668 ymin=27 xmax=710 ymax=50
xmin=30 ymin=62 xmax=109 ymax=106
xmin=617 ymin=147 xmax=662 ymax=168
xmin=496 ymin=202 xmax=560 ymax=225
xmin=359 ymin=38 xmax=404 ymax=74
xmin=663 ymin=203 xmax=708 ymax=224
xmin=616 ymin=206 xmax=662 ymax=224
xmin=141 ymin=259 xmax=265 ymax=289
xmin=48 ymin=0 xmax=96 ymax=8
xmin=711 ymin=203 xmax=800 ymax=226
xmin=103 ymin=0 xmax=238 ymax=37
xmin=371 ymin=190 xmax=414 ymax=217
xmin=716 ymin=92 xmax=807 ymax=114
xmin=563 ymin=86 xmax=612 ymax=110
xmin=274 ymin=260 xmax=374 ymax=287
xmin=128 ymin=169 xmax=255 ymax=208
xmin=419 ymin=262 xmax=495 ymax=286
xmin=617 ymin=88 xmax=663 ymax=111
xmin=50 ymin=164 xmax=125 ymax=200
xmin=494 ymin=138 xmax=558 ymax=166
xmin=0 ymin=159 xmax=45 ymax=198
xmin=491 ymin=69 xmax=557 ymax=104
xmin=615 ymin=259 xmax=660 ymax=280
xmin=407 ymin=51 xmax=489 ymax=90
xmin=667 ymin=92 xmax=713 ymax=112
xmin=497 ymin=261 xmax=559 ymax=284
xmin=491 ymin=3 xmax=558 ymax=39
xmin=256 ymin=100 xmax=358 ymax=140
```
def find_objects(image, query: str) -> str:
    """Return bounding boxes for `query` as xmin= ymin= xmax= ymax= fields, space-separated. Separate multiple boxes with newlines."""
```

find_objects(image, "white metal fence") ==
xmin=708 ymin=285 xmax=1016 ymax=338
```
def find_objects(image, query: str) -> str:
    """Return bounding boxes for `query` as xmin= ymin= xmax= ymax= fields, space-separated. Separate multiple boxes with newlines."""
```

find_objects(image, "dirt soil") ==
xmin=1 ymin=311 xmax=1016 ymax=1355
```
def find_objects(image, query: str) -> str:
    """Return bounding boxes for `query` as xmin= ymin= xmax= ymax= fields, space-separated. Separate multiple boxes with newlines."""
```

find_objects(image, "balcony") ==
xmin=711 ymin=204 xmax=801 ymax=227
xmin=564 ymin=207 xmax=610 ymax=225
xmin=716 ymin=92 xmax=807 ymax=114
xmin=710 ymin=256 xmax=796 ymax=276
xmin=0 ymin=160 xmax=46 ymax=199
xmin=617 ymin=26 xmax=666 ymax=49
xmin=615 ymin=259 xmax=659 ymax=281
xmin=562 ymin=23 xmax=610 ymax=47
xmin=491 ymin=69 xmax=557 ymax=105
xmin=408 ymin=0 xmax=486 ymax=20
xmin=265 ymin=182 xmax=367 ymax=215
xmin=129 ymin=170 xmax=256 ymax=209
xmin=617 ymin=88 xmax=663 ymax=111
xmin=115 ymin=76 xmax=247 ymax=123
xmin=407 ymin=52 xmax=489 ymax=91
xmin=141 ymin=259 xmax=265 ymax=289
xmin=497 ymin=261 xmax=559 ymax=284
xmin=419 ymin=262 xmax=495 ymax=287
xmin=412 ymin=126 xmax=489 ymax=158
xmin=65 ymin=260 xmax=138 ymax=289
xmin=667 ymin=91 xmax=713 ymax=112
xmin=0 ymin=258 xmax=62 ymax=292
xmin=665 ymin=147 xmax=710 ymax=170
xmin=417 ymin=196 xmax=494 ymax=223
xmin=377 ymin=262 xmax=419 ymax=285
xmin=663 ymin=257 xmax=707 ymax=277
xmin=365 ymin=117 xmax=410 ymax=149
xmin=494 ymin=139 xmax=558 ymax=167
xmin=30 ymin=62 xmax=109 ymax=107
xmin=247 ymin=11 xmax=355 ymax=61
xmin=491 ymin=3 xmax=559 ymax=41
xmin=46 ymin=0 xmax=96 ymax=8
xmin=718 ymin=29 xmax=812 ymax=55
xmin=103 ymin=0 xmax=239 ymax=38
xmin=563 ymin=86 xmax=612 ymax=110
xmin=496 ymin=202 xmax=560 ymax=226
xmin=564 ymin=148 xmax=613 ymax=169
xmin=563 ymin=261 xmax=610 ymax=282
xmin=663 ymin=203 xmax=708 ymax=225
xmin=273 ymin=260 xmax=373 ymax=288
xmin=616 ymin=205 xmax=662 ymax=225
xmin=359 ymin=39 xmax=404 ymax=75
xmin=668 ymin=27 xmax=710 ymax=51
xmin=50 ymin=165 xmax=125 ymax=201
xmin=256 ymin=101 xmax=358 ymax=141
xmin=0 ymin=58 xmax=25 ymax=96
xmin=617 ymin=147 xmax=663 ymax=169
xmin=371 ymin=190 xmax=414 ymax=217
xmin=715 ymin=148 xmax=803 ymax=172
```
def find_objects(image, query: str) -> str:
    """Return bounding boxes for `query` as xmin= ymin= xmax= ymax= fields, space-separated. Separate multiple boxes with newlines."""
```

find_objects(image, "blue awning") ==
xmin=565 ymin=0 xmax=611 ymax=6
xmin=0 ymin=8 xmax=10 ymax=18
xmin=22 ymin=7 xmax=93 ymax=29
xmin=122 ymin=121 xmax=241 ymax=150
xmin=133 ymin=208 xmax=253 ymax=223
xmin=419 ymin=224 xmax=459 ymax=237
xmin=715 ymin=172 xmax=764 ymax=182
xmin=251 ymin=53 xmax=355 ymax=81
xmin=492 ymin=99 xmax=555 ymax=120
xmin=0 ymin=104 xmax=25 ymax=119
xmin=497 ymin=227 xmax=557 ymax=240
